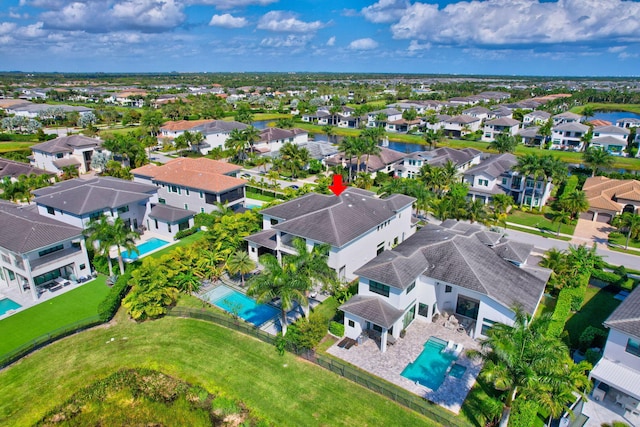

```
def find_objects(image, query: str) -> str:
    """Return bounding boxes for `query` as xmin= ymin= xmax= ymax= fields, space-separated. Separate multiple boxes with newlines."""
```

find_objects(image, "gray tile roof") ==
xmin=33 ymin=177 xmax=157 ymax=216
xmin=604 ymin=285 xmax=640 ymax=338
xmin=257 ymin=188 xmax=415 ymax=247
xmin=485 ymin=117 xmax=520 ymax=127
xmin=492 ymin=240 xmax=534 ymax=264
xmin=149 ymin=204 xmax=195 ymax=223
xmin=191 ymin=120 xmax=247 ymax=135
xmin=554 ymin=122 xmax=589 ymax=132
xmin=339 ymin=294 xmax=405 ymax=329
xmin=298 ymin=141 xmax=338 ymax=160
xmin=464 ymin=153 xmax=517 ymax=179
xmin=245 ymin=229 xmax=277 ymax=250
xmin=463 ymin=106 xmax=490 ymax=115
xmin=592 ymin=136 xmax=628 ymax=146
xmin=354 ymin=223 xmax=549 ymax=314
xmin=448 ymin=114 xmax=480 ymax=124
xmin=0 ymin=158 xmax=52 ymax=179
xmin=594 ymin=125 xmax=630 ymax=136
xmin=406 ymin=147 xmax=481 ymax=168
xmin=0 ymin=200 xmax=83 ymax=253
xmin=30 ymin=135 xmax=102 ymax=154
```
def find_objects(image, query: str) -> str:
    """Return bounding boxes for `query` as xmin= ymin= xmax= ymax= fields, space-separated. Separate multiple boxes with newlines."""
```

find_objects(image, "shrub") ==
xmin=91 ymin=255 xmax=111 ymax=276
xmin=174 ymin=227 xmax=199 ymax=240
xmin=280 ymin=312 xmax=328 ymax=353
xmin=608 ymin=231 xmax=623 ymax=240
xmin=579 ymin=326 xmax=607 ymax=351
xmin=590 ymin=270 xmax=622 ymax=285
xmin=329 ymin=321 xmax=344 ymax=337
xmin=585 ymin=348 xmax=602 ymax=365
xmin=548 ymin=287 xmax=573 ymax=337
xmin=97 ymin=271 xmax=133 ymax=322
xmin=509 ymin=399 xmax=538 ymax=427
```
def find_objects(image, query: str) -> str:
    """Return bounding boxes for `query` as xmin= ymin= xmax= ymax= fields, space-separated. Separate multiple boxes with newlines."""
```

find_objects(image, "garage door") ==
xmin=596 ymin=213 xmax=612 ymax=223
xmin=580 ymin=211 xmax=594 ymax=220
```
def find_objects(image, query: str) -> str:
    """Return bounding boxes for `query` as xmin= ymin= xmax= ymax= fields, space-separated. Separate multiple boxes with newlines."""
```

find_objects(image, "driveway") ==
xmin=572 ymin=218 xmax=615 ymax=249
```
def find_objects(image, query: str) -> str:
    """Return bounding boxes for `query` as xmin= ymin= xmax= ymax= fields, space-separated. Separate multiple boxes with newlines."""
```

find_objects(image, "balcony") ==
xmin=30 ymin=246 xmax=82 ymax=271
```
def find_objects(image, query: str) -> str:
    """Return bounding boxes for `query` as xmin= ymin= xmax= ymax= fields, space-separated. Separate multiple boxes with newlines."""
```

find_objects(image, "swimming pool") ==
xmin=121 ymin=238 xmax=170 ymax=260
xmin=202 ymin=285 xmax=279 ymax=327
xmin=401 ymin=337 xmax=458 ymax=391
xmin=0 ymin=298 xmax=21 ymax=316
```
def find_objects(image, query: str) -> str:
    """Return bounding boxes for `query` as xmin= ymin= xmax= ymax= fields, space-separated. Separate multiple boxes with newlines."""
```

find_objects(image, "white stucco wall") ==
xmin=603 ymin=329 xmax=640 ymax=371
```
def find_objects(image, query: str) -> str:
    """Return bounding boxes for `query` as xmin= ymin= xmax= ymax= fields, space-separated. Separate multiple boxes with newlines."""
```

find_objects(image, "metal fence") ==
xmin=169 ymin=307 xmax=471 ymax=427
xmin=0 ymin=315 xmax=102 ymax=369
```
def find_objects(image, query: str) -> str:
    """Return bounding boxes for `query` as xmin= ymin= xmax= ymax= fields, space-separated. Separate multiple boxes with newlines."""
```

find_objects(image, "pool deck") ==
xmin=327 ymin=317 xmax=482 ymax=414
xmin=110 ymin=232 xmax=174 ymax=261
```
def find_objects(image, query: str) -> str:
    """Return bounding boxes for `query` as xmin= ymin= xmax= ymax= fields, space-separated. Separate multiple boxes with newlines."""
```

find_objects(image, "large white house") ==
xmin=159 ymin=119 xmax=248 ymax=155
xmin=395 ymin=147 xmax=482 ymax=179
xmin=254 ymin=127 xmax=308 ymax=154
xmin=30 ymin=135 xmax=106 ymax=175
xmin=591 ymin=125 xmax=630 ymax=156
xmin=131 ymin=157 xmax=246 ymax=214
xmin=589 ymin=285 xmax=640 ymax=416
xmin=550 ymin=122 xmax=590 ymax=151
xmin=0 ymin=200 xmax=91 ymax=302
xmin=245 ymin=188 xmax=416 ymax=280
xmin=481 ymin=117 xmax=520 ymax=142
xmin=341 ymin=220 xmax=550 ymax=352
xmin=442 ymin=115 xmax=482 ymax=138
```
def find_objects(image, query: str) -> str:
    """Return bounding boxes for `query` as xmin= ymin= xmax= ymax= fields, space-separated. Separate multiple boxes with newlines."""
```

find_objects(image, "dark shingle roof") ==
xmin=149 ymin=204 xmax=195 ymax=223
xmin=258 ymin=189 xmax=415 ymax=247
xmin=493 ymin=240 xmax=534 ymax=264
xmin=30 ymin=135 xmax=102 ymax=154
xmin=354 ymin=223 xmax=549 ymax=314
xmin=244 ymin=229 xmax=277 ymax=250
xmin=339 ymin=294 xmax=405 ymax=329
xmin=0 ymin=158 xmax=52 ymax=179
xmin=33 ymin=177 xmax=157 ymax=216
xmin=604 ymin=286 xmax=640 ymax=338
xmin=0 ymin=200 xmax=83 ymax=253
xmin=464 ymin=153 xmax=517 ymax=179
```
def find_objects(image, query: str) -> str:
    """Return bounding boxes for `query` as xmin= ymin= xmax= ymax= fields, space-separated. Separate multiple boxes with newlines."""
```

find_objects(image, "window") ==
xmin=117 ymin=205 xmax=129 ymax=214
xmin=478 ymin=179 xmax=489 ymax=187
xmin=270 ymin=218 xmax=278 ymax=226
xmin=158 ymin=198 xmax=166 ymax=204
xmin=199 ymin=191 xmax=204 ymax=199
xmin=369 ymin=280 xmax=390 ymax=298
xmin=200 ymin=208 xmax=205 ymax=213
xmin=626 ymin=339 xmax=640 ymax=357
xmin=406 ymin=282 xmax=415 ymax=294
xmin=502 ymin=177 xmax=508 ymax=185
xmin=185 ymin=189 xmax=189 ymax=196
xmin=377 ymin=241 xmax=385 ymax=255
xmin=178 ymin=221 xmax=189 ymax=231
xmin=168 ymin=223 xmax=172 ymax=233
xmin=89 ymin=212 xmax=101 ymax=221
xmin=184 ymin=204 xmax=188 ymax=210
xmin=38 ymin=244 xmax=64 ymax=257
xmin=348 ymin=320 xmax=355 ymax=328
xmin=456 ymin=295 xmax=480 ymax=320
xmin=170 ymin=185 xmax=178 ymax=193
xmin=154 ymin=219 xmax=158 ymax=229
xmin=481 ymin=319 xmax=496 ymax=336
xmin=47 ymin=206 xmax=55 ymax=215
xmin=80 ymin=264 xmax=86 ymax=270
xmin=445 ymin=285 xmax=452 ymax=293
xmin=56 ymin=153 xmax=64 ymax=159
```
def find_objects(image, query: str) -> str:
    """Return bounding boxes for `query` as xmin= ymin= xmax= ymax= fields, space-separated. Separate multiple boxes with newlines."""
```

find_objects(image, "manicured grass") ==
xmin=507 ymin=208 xmax=577 ymax=236
xmin=0 ymin=277 xmax=110 ymax=356
xmin=144 ymin=232 xmax=205 ymax=259
xmin=564 ymin=285 xmax=621 ymax=348
xmin=571 ymin=103 xmax=640 ymax=115
xmin=246 ymin=190 xmax=278 ymax=202
xmin=0 ymin=313 xmax=440 ymax=426
xmin=608 ymin=233 xmax=640 ymax=250
xmin=0 ymin=141 xmax=36 ymax=152
xmin=505 ymin=223 xmax=572 ymax=241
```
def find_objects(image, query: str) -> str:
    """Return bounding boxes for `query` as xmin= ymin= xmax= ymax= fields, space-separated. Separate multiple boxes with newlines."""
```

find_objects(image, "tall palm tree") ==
xmin=468 ymin=308 xmax=590 ymax=427
xmin=226 ymin=250 xmax=256 ymax=287
xmin=196 ymin=248 xmax=226 ymax=282
xmin=612 ymin=212 xmax=640 ymax=249
xmin=247 ymin=253 xmax=307 ymax=335
xmin=111 ymin=217 xmax=140 ymax=275
xmin=467 ymin=199 xmax=488 ymax=224
xmin=514 ymin=154 xmax=543 ymax=209
xmin=83 ymin=215 xmax=116 ymax=277
xmin=338 ymin=136 xmax=361 ymax=181
xmin=559 ymin=190 xmax=589 ymax=220
xmin=225 ymin=128 xmax=248 ymax=163
xmin=174 ymin=270 xmax=202 ymax=295
xmin=490 ymin=132 xmax=518 ymax=153
xmin=583 ymin=146 xmax=613 ymax=177
xmin=359 ymin=133 xmax=381 ymax=173
xmin=290 ymin=238 xmax=337 ymax=318
xmin=550 ymin=209 xmax=572 ymax=236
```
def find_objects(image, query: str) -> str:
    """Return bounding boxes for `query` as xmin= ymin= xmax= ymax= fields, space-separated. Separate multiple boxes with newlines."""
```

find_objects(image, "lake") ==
xmin=592 ymin=111 xmax=640 ymax=123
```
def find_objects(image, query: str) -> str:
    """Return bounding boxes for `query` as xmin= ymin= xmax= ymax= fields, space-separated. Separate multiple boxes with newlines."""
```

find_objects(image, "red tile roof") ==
xmin=160 ymin=119 xmax=214 ymax=132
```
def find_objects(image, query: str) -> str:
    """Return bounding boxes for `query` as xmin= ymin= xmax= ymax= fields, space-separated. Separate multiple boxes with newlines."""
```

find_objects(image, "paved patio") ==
xmin=583 ymin=391 xmax=640 ymax=426
xmin=327 ymin=317 xmax=482 ymax=414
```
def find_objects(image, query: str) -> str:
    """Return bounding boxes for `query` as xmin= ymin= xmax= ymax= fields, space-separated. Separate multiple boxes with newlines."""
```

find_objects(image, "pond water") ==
xmin=592 ymin=111 xmax=640 ymax=123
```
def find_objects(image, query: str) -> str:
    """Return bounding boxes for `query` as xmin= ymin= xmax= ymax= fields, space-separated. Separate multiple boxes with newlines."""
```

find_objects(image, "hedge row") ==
xmin=97 ymin=271 xmax=133 ymax=322
xmin=509 ymin=399 xmax=538 ymax=427
xmin=591 ymin=269 xmax=624 ymax=285
xmin=548 ymin=273 xmax=590 ymax=338
xmin=174 ymin=227 xmax=199 ymax=240
xmin=559 ymin=175 xmax=579 ymax=198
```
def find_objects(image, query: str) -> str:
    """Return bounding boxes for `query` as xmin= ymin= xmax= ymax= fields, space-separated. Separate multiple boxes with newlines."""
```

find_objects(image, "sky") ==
xmin=1 ymin=0 xmax=640 ymax=76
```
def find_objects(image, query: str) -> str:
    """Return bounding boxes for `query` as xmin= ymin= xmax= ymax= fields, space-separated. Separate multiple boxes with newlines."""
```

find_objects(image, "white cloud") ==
xmin=189 ymin=0 xmax=277 ymax=9
xmin=0 ymin=22 xmax=17 ymax=35
xmin=257 ymin=11 xmax=325 ymax=33
xmin=209 ymin=13 xmax=248 ymax=28
xmin=349 ymin=37 xmax=378 ymax=50
xmin=112 ymin=0 xmax=184 ymax=29
xmin=18 ymin=21 xmax=47 ymax=38
xmin=608 ymin=46 xmax=626 ymax=53
xmin=391 ymin=0 xmax=640 ymax=46
xmin=362 ymin=0 xmax=410 ymax=24
xmin=260 ymin=35 xmax=312 ymax=48
xmin=327 ymin=36 xmax=335 ymax=46
xmin=408 ymin=40 xmax=430 ymax=51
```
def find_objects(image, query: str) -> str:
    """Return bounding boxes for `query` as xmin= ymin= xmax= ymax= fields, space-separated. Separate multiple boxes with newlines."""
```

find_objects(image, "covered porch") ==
xmin=589 ymin=357 xmax=640 ymax=420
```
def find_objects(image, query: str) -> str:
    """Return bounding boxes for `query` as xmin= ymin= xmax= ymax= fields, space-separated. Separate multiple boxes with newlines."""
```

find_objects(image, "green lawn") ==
xmin=608 ymin=233 xmax=640 ymax=250
xmin=0 ymin=313 xmax=441 ymax=427
xmin=507 ymin=209 xmax=577 ymax=236
xmin=571 ymin=103 xmax=640 ymax=115
xmin=0 ymin=141 xmax=36 ymax=152
xmin=564 ymin=285 xmax=621 ymax=348
xmin=144 ymin=232 xmax=205 ymax=259
xmin=0 ymin=277 xmax=110 ymax=356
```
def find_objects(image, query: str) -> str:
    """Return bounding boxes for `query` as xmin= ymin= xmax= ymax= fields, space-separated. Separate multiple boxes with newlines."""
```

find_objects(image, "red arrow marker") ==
xmin=328 ymin=174 xmax=348 ymax=196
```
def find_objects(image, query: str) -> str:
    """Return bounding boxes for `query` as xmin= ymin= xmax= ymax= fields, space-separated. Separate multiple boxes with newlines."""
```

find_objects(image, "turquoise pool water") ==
xmin=449 ymin=363 xmax=467 ymax=379
xmin=203 ymin=285 xmax=279 ymax=327
xmin=401 ymin=337 xmax=458 ymax=390
xmin=121 ymin=238 xmax=169 ymax=260
xmin=0 ymin=298 xmax=21 ymax=316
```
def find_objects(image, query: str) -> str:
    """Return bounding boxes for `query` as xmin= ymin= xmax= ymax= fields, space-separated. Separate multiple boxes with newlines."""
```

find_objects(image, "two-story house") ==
xmin=131 ymin=157 xmax=246 ymax=214
xmin=550 ymin=122 xmax=590 ymax=151
xmin=616 ymin=118 xmax=640 ymax=129
xmin=395 ymin=147 xmax=482 ymax=179
xmin=589 ymin=285 xmax=640 ymax=415
xmin=254 ymin=128 xmax=308 ymax=154
xmin=591 ymin=125 xmax=630 ymax=156
xmin=481 ymin=117 xmax=520 ymax=142
xmin=341 ymin=220 xmax=550 ymax=352
xmin=30 ymin=135 xmax=106 ymax=175
xmin=159 ymin=119 xmax=248 ymax=155
xmin=0 ymin=200 xmax=91 ymax=302
xmin=442 ymin=115 xmax=482 ymax=138
xmin=245 ymin=188 xmax=416 ymax=281
xmin=553 ymin=111 xmax=583 ymax=125
xmin=462 ymin=106 xmax=491 ymax=122
xmin=523 ymin=110 xmax=551 ymax=126
xmin=367 ymin=108 xmax=402 ymax=128
xmin=324 ymin=147 xmax=405 ymax=178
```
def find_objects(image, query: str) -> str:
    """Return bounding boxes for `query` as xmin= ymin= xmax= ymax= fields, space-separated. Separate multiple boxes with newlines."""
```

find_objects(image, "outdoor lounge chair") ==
xmin=444 ymin=340 xmax=455 ymax=353
xmin=453 ymin=343 xmax=464 ymax=357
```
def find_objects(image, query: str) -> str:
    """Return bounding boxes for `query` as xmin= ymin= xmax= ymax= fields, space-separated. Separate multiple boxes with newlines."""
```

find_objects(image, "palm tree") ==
xmin=491 ymin=194 xmax=513 ymax=215
xmin=338 ymin=135 xmax=362 ymax=181
xmin=359 ymin=131 xmax=382 ymax=173
xmin=559 ymin=190 xmax=589 ymax=220
xmin=174 ymin=270 xmax=201 ymax=295
xmin=423 ymin=129 xmax=443 ymax=150
xmin=611 ymin=212 xmax=640 ymax=249
xmin=490 ymin=132 xmax=518 ymax=153
xmin=111 ymin=217 xmax=140 ymax=275
xmin=243 ymin=126 xmax=261 ymax=153
xmin=225 ymin=128 xmax=248 ymax=163
xmin=83 ymin=215 xmax=116 ymax=277
xmin=467 ymin=199 xmax=488 ymax=224
xmin=550 ymin=209 xmax=572 ymax=236
xmin=226 ymin=250 xmax=256 ymax=287
xmin=468 ymin=308 xmax=591 ymax=427
xmin=60 ymin=165 xmax=79 ymax=180
xmin=289 ymin=238 xmax=337 ymax=318
xmin=583 ymin=146 xmax=613 ymax=177
xmin=247 ymin=254 xmax=307 ymax=335
xmin=514 ymin=154 xmax=544 ymax=209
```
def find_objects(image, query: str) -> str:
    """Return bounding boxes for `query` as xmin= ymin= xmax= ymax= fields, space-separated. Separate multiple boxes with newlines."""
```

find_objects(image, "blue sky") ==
xmin=1 ymin=0 xmax=640 ymax=76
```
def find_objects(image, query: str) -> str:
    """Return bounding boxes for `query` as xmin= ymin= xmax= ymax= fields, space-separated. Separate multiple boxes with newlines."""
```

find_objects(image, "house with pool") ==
xmin=245 ymin=188 xmax=416 ymax=281
xmin=0 ymin=200 xmax=91 ymax=303
xmin=340 ymin=220 xmax=551 ymax=352
xmin=31 ymin=176 xmax=194 ymax=240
